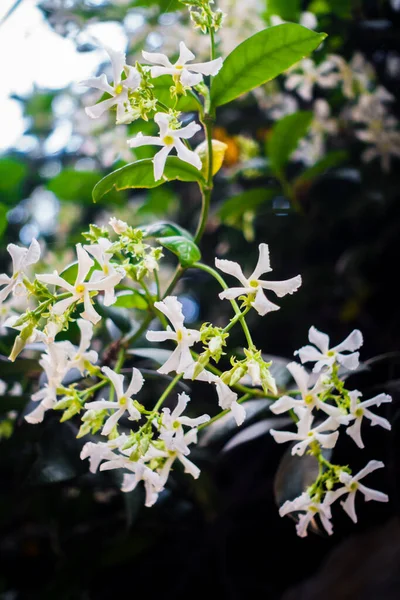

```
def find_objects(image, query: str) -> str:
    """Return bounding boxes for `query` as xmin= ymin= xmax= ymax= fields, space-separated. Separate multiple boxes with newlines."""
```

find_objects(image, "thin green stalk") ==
xmin=192 ymin=262 xmax=254 ymax=349
xmin=162 ymin=265 xmax=186 ymax=299
xmin=198 ymin=393 xmax=251 ymax=430
xmin=153 ymin=373 xmax=183 ymax=413
xmin=154 ymin=270 xmax=161 ymax=301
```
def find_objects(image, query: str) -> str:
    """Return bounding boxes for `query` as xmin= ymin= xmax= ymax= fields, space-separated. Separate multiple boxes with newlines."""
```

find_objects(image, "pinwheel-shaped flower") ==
xmin=346 ymin=390 xmax=392 ymax=448
xmin=158 ymin=392 xmax=209 ymax=454
xmin=37 ymin=244 xmax=123 ymax=324
xmin=81 ymin=46 xmax=141 ymax=123
xmin=295 ymin=326 xmax=363 ymax=373
xmin=128 ymin=112 xmax=201 ymax=181
xmin=215 ymin=243 xmax=301 ymax=316
xmin=142 ymin=41 xmax=223 ymax=87
xmin=270 ymin=412 xmax=339 ymax=456
xmin=146 ymin=296 xmax=201 ymax=374
xmin=0 ymin=239 xmax=40 ymax=304
xmin=86 ymin=366 xmax=144 ymax=436
xmin=270 ymin=362 xmax=346 ymax=422
xmin=285 ymin=57 xmax=339 ymax=101
xmin=325 ymin=461 xmax=388 ymax=523
xmin=279 ymin=492 xmax=333 ymax=538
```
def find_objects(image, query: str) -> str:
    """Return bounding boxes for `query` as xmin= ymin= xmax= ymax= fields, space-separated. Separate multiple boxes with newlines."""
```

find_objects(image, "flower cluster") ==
xmin=270 ymin=326 xmax=391 ymax=536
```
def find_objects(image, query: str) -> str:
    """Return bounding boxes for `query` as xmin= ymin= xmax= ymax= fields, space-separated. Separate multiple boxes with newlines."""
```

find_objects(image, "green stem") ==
xmin=192 ymin=262 xmax=254 ymax=349
xmin=162 ymin=265 xmax=186 ymax=299
xmin=153 ymin=373 xmax=183 ymax=413
xmin=210 ymin=26 xmax=216 ymax=61
xmin=82 ymin=379 xmax=108 ymax=400
xmin=198 ymin=393 xmax=251 ymax=430
xmin=195 ymin=115 xmax=214 ymax=243
xmin=223 ymin=305 xmax=252 ymax=334
xmin=122 ymin=313 xmax=153 ymax=347
xmin=154 ymin=270 xmax=161 ymax=301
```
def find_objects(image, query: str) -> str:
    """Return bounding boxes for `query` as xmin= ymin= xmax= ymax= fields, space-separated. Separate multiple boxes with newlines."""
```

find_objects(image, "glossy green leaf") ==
xmin=152 ymin=76 xmax=200 ymax=111
xmin=157 ymin=235 xmax=201 ymax=267
xmin=210 ymin=24 xmax=327 ymax=107
xmin=92 ymin=157 xmax=206 ymax=203
xmin=141 ymin=221 xmax=193 ymax=240
xmin=114 ymin=290 xmax=148 ymax=310
xmin=267 ymin=111 xmax=313 ymax=176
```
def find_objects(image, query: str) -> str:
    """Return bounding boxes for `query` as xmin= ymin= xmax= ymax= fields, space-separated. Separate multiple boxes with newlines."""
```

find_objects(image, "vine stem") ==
xmin=153 ymin=373 xmax=183 ymax=413
xmin=192 ymin=261 xmax=254 ymax=349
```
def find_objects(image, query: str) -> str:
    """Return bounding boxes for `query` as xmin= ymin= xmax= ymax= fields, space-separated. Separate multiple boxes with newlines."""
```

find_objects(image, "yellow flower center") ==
xmin=163 ymin=135 xmax=174 ymax=146
xmin=114 ymin=84 xmax=123 ymax=95
xmin=119 ymin=396 xmax=127 ymax=407
xmin=103 ymin=264 xmax=109 ymax=275
xmin=355 ymin=407 xmax=363 ymax=418
xmin=304 ymin=394 xmax=314 ymax=406
xmin=175 ymin=65 xmax=183 ymax=71
xmin=350 ymin=482 xmax=358 ymax=492
xmin=176 ymin=329 xmax=184 ymax=342
xmin=173 ymin=420 xmax=180 ymax=429
xmin=75 ymin=284 xmax=85 ymax=295
xmin=327 ymin=350 xmax=335 ymax=357
xmin=249 ymin=280 xmax=259 ymax=288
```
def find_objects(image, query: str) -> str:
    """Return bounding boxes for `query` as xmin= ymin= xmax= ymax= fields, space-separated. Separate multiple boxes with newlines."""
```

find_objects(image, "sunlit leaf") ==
xmin=158 ymin=235 xmax=201 ymax=267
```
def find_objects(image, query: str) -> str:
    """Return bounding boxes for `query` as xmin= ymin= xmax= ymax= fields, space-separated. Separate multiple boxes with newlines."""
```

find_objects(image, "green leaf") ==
xmin=114 ymin=290 xmax=148 ymax=310
xmin=0 ymin=158 xmax=27 ymax=202
xmin=48 ymin=170 xmax=104 ymax=203
xmin=210 ymin=24 xmax=327 ymax=107
xmin=0 ymin=203 xmax=7 ymax=238
xmin=141 ymin=221 xmax=193 ymax=240
xmin=218 ymin=188 xmax=278 ymax=224
xmin=293 ymin=150 xmax=348 ymax=188
xmin=92 ymin=157 xmax=206 ymax=203
xmin=60 ymin=261 xmax=97 ymax=285
xmin=267 ymin=111 xmax=313 ymax=176
xmin=152 ymin=76 xmax=200 ymax=111
xmin=158 ymin=235 xmax=201 ymax=267
xmin=264 ymin=0 xmax=301 ymax=20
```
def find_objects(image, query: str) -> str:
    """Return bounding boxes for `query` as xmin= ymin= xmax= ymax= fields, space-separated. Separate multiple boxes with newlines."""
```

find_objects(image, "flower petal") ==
xmin=126 ymin=367 xmax=145 ymax=397
xmin=251 ymin=287 xmax=280 ymax=315
xmin=188 ymin=57 xmax=223 ymax=76
xmin=173 ymin=138 xmax=202 ymax=170
xmin=333 ymin=329 xmax=363 ymax=353
xmin=153 ymin=145 xmax=171 ymax=181
xmin=85 ymin=97 xmax=118 ymax=119
xmin=215 ymin=258 xmax=248 ymax=286
xmin=259 ymin=274 xmax=302 ymax=297
xmin=102 ymin=366 xmax=125 ymax=399
xmin=308 ymin=326 xmax=330 ymax=354
xmin=251 ymin=243 xmax=272 ymax=280
xmin=142 ymin=50 xmax=173 ymax=68
xmin=177 ymin=41 xmax=195 ymax=65
xmin=180 ymin=70 xmax=203 ymax=87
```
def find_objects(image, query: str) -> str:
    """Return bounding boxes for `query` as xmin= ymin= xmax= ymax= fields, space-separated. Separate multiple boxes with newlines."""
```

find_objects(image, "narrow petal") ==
xmin=252 ymin=287 xmax=280 ymax=316
xmin=104 ymin=45 xmax=126 ymax=86
xmin=85 ymin=97 xmax=117 ymax=119
xmin=188 ymin=57 xmax=223 ymax=76
xmin=177 ymin=41 xmax=195 ymax=65
xmin=86 ymin=400 xmax=119 ymax=411
xmin=77 ymin=319 xmax=94 ymax=353
xmin=51 ymin=295 xmax=76 ymax=316
xmin=76 ymin=244 xmax=94 ymax=284
xmin=126 ymin=367 xmax=145 ymax=397
xmin=358 ymin=483 xmax=388 ymax=503
xmin=270 ymin=395 xmax=298 ymax=414
xmin=171 ymin=391 xmax=190 ymax=420
xmin=127 ymin=399 xmax=141 ymax=421
xmin=174 ymin=138 xmax=202 ymax=170
xmin=361 ymin=393 xmax=392 ymax=409
xmin=158 ymin=346 xmax=182 ymax=374
xmin=270 ymin=429 xmax=299 ymax=444
xmin=215 ymin=258 xmax=248 ymax=286
xmin=154 ymin=296 xmax=185 ymax=331
xmin=364 ymin=409 xmax=391 ymax=430
xmin=102 ymin=366 xmax=125 ymax=399
xmin=230 ymin=400 xmax=246 ymax=426
xmin=142 ymin=50 xmax=173 ymax=68
xmin=23 ymin=238 xmax=41 ymax=267
xmin=121 ymin=473 xmax=139 ymax=493
xmin=219 ymin=287 xmax=249 ymax=300
xmin=80 ymin=73 xmax=114 ymax=95
xmin=179 ymin=455 xmax=200 ymax=479
xmin=173 ymin=121 xmax=201 ymax=140
xmin=338 ymin=352 xmax=360 ymax=370
xmin=25 ymin=403 xmax=48 ymax=424
xmin=341 ymin=493 xmax=357 ymax=522
xmin=315 ymin=431 xmax=339 ymax=449
xmin=259 ymin=275 xmax=302 ymax=297
xmin=286 ymin=362 xmax=310 ymax=398
xmin=127 ymin=133 xmax=163 ymax=148
xmin=180 ymin=70 xmax=203 ymax=87
xmin=36 ymin=272 xmax=74 ymax=292
xmin=81 ymin=291 xmax=101 ymax=324
xmin=150 ymin=66 xmax=176 ymax=78
xmin=308 ymin=326 xmax=330 ymax=354
xmin=153 ymin=146 xmax=171 ymax=180
xmin=251 ymin=243 xmax=272 ymax=280
xmin=102 ymin=407 xmax=125 ymax=436
xmin=353 ymin=460 xmax=385 ymax=482
xmin=295 ymin=344 xmax=324 ymax=364
xmin=333 ymin=329 xmax=363 ymax=353
xmin=346 ymin=418 xmax=364 ymax=448
xmin=146 ymin=330 xmax=176 ymax=343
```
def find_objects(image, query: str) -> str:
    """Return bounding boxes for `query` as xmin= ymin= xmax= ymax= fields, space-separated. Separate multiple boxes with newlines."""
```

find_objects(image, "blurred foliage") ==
xmin=1 ymin=0 xmax=400 ymax=598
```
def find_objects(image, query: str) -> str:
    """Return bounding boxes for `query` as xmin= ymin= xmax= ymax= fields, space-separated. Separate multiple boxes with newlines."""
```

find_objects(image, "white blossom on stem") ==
xmin=81 ymin=46 xmax=141 ymax=123
xmin=157 ymin=429 xmax=202 ymax=485
xmin=158 ymin=392 xmax=209 ymax=454
xmin=109 ymin=217 xmax=128 ymax=234
xmin=279 ymin=491 xmax=333 ymax=537
xmin=146 ymin=296 xmax=201 ymax=374
xmin=215 ymin=243 xmax=301 ymax=316
xmin=86 ymin=366 xmax=144 ymax=436
xmin=68 ymin=319 xmax=98 ymax=374
xmin=101 ymin=455 xmax=163 ymax=507
xmin=270 ymin=412 xmax=339 ymax=456
xmin=128 ymin=112 xmax=202 ymax=181
xmin=325 ymin=461 xmax=388 ymax=522
xmin=295 ymin=326 xmax=363 ymax=373
xmin=37 ymin=243 xmax=123 ymax=324
xmin=84 ymin=238 xmax=124 ymax=306
xmin=142 ymin=41 xmax=223 ymax=87
xmin=346 ymin=390 xmax=391 ymax=448
xmin=270 ymin=362 xmax=346 ymax=422
xmin=0 ymin=239 xmax=40 ymax=305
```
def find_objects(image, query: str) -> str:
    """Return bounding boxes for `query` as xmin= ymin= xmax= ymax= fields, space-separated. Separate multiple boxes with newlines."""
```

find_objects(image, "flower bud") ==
xmin=195 ymin=139 xmax=228 ymax=177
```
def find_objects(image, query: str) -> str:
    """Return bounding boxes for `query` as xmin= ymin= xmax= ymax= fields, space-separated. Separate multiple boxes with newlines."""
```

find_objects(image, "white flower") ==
xmin=327 ymin=53 xmax=375 ymax=98
xmin=68 ymin=319 xmax=98 ymax=374
xmin=86 ymin=366 xmax=144 ymax=436
xmin=146 ymin=296 xmax=201 ymax=374
xmin=0 ymin=239 xmax=40 ymax=305
xmin=84 ymin=238 xmax=124 ymax=306
xmin=293 ymin=100 xmax=337 ymax=165
xmin=101 ymin=455 xmax=163 ymax=507
xmin=346 ymin=390 xmax=391 ymax=448
xmin=142 ymin=41 xmax=223 ymax=87
xmin=109 ymin=217 xmax=128 ymax=234
xmin=37 ymin=243 xmax=124 ymax=324
xmin=285 ymin=58 xmax=339 ymax=101
xmin=351 ymin=88 xmax=395 ymax=125
xmin=279 ymin=491 xmax=333 ymax=538
xmin=215 ymin=243 xmax=302 ymax=316
xmin=127 ymin=112 xmax=202 ymax=181
xmin=325 ymin=461 xmax=388 ymax=522
xmin=25 ymin=342 xmax=72 ymax=424
xmin=270 ymin=362 xmax=346 ymax=422
xmin=270 ymin=412 xmax=339 ymax=456
xmin=81 ymin=46 xmax=141 ymax=124
xmin=158 ymin=391 xmax=209 ymax=454
xmin=295 ymin=326 xmax=363 ymax=373
xmin=80 ymin=439 xmax=125 ymax=473
xmin=157 ymin=428 xmax=202 ymax=485
xmin=358 ymin=125 xmax=400 ymax=173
